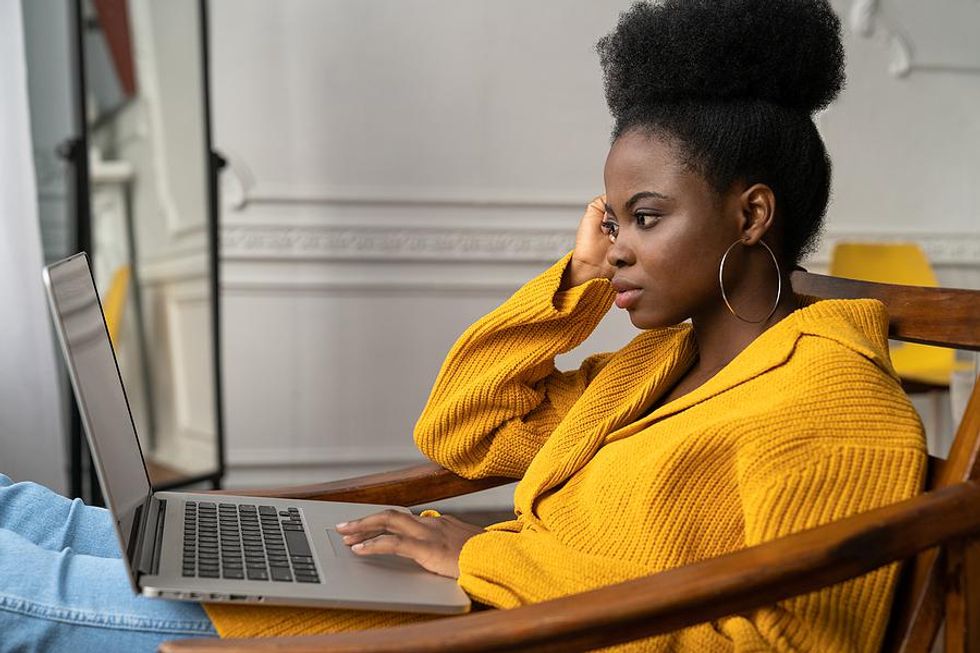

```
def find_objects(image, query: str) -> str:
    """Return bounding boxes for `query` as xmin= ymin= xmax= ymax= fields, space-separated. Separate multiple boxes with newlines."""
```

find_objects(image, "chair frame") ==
xmin=161 ymin=272 xmax=980 ymax=653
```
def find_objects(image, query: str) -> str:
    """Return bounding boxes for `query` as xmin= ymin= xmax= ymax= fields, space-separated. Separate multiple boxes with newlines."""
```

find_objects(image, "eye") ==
xmin=600 ymin=219 xmax=619 ymax=239
xmin=635 ymin=213 xmax=662 ymax=228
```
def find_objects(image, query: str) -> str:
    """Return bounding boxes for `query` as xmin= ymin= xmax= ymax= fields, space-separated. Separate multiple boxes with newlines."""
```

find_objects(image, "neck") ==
xmin=689 ymin=274 xmax=798 ymax=375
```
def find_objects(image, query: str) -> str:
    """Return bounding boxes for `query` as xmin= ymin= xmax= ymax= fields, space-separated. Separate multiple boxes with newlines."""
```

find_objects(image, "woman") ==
xmin=1 ymin=0 xmax=925 ymax=651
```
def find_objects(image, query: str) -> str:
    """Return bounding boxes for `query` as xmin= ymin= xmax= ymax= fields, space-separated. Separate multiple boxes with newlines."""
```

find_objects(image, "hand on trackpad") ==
xmin=326 ymin=528 xmax=424 ymax=571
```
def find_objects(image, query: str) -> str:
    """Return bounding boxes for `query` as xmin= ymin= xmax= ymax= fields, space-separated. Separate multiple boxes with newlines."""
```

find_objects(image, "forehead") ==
xmin=603 ymin=129 xmax=695 ymax=197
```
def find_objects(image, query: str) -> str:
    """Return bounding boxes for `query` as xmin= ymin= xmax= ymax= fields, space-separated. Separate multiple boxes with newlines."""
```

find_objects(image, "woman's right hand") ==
xmin=561 ymin=195 xmax=617 ymax=289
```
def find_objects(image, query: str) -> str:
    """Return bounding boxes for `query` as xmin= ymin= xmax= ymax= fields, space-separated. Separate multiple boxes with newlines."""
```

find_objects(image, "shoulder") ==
xmin=735 ymin=304 xmax=927 ymax=481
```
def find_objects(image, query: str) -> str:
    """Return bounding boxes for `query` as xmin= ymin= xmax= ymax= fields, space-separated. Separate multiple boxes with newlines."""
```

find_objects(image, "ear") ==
xmin=736 ymin=183 xmax=776 ymax=245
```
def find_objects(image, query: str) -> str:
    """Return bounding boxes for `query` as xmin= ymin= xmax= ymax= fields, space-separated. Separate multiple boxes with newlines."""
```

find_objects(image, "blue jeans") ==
xmin=0 ymin=474 xmax=217 ymax=652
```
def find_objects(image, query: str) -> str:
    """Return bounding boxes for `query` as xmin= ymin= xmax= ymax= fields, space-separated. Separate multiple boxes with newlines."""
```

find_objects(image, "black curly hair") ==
xmin=596 ymin=0 xmax=845 ymax=266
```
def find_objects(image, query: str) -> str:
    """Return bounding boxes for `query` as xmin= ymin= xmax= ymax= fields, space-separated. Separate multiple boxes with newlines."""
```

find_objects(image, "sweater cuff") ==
xmin=457 ymin=530 xmax=523 ymax=609
xmin=505 ymin=251 xmax=614 ymax=325
xmin=549 ymin=252 xmax=615 ymax=314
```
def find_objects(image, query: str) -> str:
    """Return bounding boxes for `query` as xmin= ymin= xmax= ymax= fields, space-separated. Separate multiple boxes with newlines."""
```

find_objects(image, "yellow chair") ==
xmin=829 ymin=242 xmax=970 ymax=392
xmin=102 ymin=264 xmax=131 ymax=348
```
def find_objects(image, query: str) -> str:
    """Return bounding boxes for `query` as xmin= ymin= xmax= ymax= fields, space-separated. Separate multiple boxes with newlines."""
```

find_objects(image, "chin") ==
xmin=626 ymin=308 xmax=682 ymax=330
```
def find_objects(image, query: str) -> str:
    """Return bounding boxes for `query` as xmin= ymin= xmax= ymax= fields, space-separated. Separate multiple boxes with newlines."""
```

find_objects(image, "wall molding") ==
xmin=812 ymin=229 xmax=980 ymax=266
xmin=220 ymin=159 xmax=590 ymax=212
xmin=222 ymin=223 xmax=575 ymax=263
xmin=221 ymin=221 xmax=980 ymax=267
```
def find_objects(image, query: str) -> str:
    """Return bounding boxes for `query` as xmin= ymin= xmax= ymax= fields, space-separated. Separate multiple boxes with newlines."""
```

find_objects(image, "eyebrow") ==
xmin=604 ymin=190 xmax=672 ymax=216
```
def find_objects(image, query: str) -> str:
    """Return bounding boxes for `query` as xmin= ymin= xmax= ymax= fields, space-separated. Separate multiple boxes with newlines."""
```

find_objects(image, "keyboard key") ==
xmin=295 ymin=575 xmax=320 ymax=583
xmin=223 ymin=569 xmax=244 ymax=579
xmin=284 ymin=531 xmax=312 ymax=557
xmin=271 ymin=567 xmax=293 ymax=582
xmin=247 ymin=569 xmax=269 ymax=581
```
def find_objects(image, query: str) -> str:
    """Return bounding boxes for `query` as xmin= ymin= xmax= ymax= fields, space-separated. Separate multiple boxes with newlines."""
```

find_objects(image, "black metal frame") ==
xmin=67 ymin=0 xmax=225 ymax=500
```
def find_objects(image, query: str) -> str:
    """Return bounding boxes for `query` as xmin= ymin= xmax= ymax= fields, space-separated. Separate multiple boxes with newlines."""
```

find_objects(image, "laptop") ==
xmin=42 ymin=252 xmax=470 ymax=614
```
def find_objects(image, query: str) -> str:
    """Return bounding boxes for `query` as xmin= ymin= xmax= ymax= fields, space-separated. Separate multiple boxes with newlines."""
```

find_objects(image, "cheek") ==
xmin=636 ymin=221 xmax=715 ymax=278
xmin=629 ymin=225 xmax=725 ymax=325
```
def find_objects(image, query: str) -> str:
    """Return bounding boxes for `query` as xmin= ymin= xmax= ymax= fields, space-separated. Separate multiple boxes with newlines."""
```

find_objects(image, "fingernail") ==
xmin=351 ymin=542 xmax=364 ymax=550
xmin=335 ymin=522 xmax=348 ymax=529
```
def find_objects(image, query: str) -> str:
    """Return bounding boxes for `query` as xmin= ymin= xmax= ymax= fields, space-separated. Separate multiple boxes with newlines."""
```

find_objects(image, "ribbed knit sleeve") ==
xmin=413 ymin=252 xmax=615 ymax=479
xmin=458 ymin=527 xmax=651 ymax=607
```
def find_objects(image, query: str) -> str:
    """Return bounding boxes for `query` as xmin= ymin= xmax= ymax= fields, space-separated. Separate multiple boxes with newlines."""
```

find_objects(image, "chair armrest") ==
xmin=161 ymin=480 xmax=980 ymax=653
xmin=207 ymin=462 xmax=514 ymax=506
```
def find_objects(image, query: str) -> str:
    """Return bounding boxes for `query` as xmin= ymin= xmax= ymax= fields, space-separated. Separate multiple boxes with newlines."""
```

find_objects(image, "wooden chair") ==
xmin=161 ymin=272 xmax=980 ymax=653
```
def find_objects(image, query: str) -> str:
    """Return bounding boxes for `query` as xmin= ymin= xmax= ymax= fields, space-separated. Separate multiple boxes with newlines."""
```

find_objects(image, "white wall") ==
xmin=0 ymin=0 xmax=68 ymax=491
xmin=818 ymin=0 xmax=980 ymax=290
xmin=210 ymin=0 xmax=979 ymax=502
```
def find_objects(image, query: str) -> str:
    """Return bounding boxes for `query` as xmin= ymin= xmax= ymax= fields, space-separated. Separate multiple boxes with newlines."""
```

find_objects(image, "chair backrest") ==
xmin=829 ymin=242 xmax=939 ymax=288
xmin=791 ymin=270 xmax=980 ymax=653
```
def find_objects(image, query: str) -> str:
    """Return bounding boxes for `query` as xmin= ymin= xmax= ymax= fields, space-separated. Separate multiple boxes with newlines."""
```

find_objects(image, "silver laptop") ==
xmin=43 ymin=252 xmax=470 ymax=614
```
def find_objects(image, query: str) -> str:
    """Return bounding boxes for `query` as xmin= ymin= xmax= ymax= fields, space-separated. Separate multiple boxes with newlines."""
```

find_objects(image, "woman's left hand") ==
xmin=335 ymin=510 xmax=485 ymax=578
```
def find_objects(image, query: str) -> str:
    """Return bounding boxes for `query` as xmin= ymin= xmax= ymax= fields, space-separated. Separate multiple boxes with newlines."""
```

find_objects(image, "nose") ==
xmin=606 ymin=233 xmax=635 ymax=268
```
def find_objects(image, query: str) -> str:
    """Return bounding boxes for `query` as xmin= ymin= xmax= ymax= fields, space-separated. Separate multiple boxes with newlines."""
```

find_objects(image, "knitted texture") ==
xmin=206 ymin=252 xmax=926 ymax=652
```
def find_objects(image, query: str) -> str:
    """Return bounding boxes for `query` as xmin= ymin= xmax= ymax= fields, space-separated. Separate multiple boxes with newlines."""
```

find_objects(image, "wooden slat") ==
xmin=161 ymin=480 xmax=980 ymax=653
xmin=791 ymin=272 xmax=980 ymax=351
xmin=944 ymin=538 xmax=980 ymax=653
xmin=884 ymin=381 xmax=980 ymax=653
xmin=208 ymin=462 xmax=513 ymax=507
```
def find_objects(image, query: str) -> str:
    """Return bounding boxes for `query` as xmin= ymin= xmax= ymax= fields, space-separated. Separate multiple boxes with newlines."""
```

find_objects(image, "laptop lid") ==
xmin=43 ymin=252 xmax=152 ymax=592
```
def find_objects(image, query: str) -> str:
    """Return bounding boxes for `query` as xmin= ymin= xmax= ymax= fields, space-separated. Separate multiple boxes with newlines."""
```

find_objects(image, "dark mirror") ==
xmin=79 ymin=0 xmax=223 ymax=490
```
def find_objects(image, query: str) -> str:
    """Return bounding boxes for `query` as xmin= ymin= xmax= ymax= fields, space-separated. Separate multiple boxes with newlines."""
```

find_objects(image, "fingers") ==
xmin=349 ymin=533 xmax=426 ymax=561
xmin=585 ymin=194 xmax=606 ymax=215
xmin=335 ymin=509 xmax=432 ymax=547
xmin=338 ymin=527 xmax=387 ymax=546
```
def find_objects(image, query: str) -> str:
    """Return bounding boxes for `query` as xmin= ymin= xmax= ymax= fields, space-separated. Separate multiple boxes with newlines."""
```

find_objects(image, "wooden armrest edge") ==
xmin=205 ymin=462 xmax=514 ymax=506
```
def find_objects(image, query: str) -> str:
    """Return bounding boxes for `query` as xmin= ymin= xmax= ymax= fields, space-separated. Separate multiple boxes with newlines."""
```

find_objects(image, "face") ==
xmin=602 ymin=129 xmax=743 ymax=329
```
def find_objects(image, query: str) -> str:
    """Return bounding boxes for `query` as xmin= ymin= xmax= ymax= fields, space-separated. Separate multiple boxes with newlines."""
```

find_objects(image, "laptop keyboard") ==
xmin=181 ymin=501 xmax=320 ymax=583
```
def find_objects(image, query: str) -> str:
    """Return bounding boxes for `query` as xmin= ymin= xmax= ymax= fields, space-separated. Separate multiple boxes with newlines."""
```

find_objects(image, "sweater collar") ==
xmin=607 ymin=295 xmax=896 ymax=436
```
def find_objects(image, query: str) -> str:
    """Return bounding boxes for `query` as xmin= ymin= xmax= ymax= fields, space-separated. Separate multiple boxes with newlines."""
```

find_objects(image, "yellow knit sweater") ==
xmin=206 ymin=253 xmax=927 ymax=652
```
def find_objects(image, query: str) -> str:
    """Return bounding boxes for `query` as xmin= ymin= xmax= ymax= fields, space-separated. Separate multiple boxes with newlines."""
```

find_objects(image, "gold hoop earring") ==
xmin=718 ymin=239 xmax=782 ymax=324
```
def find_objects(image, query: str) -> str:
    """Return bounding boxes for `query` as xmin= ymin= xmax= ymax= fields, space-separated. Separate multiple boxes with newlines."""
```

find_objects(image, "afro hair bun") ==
xmin=597 ymin=0 xmax=845 ymax=117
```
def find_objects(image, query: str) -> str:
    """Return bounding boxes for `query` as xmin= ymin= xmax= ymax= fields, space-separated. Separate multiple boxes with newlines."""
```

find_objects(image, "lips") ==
xmin=611 ymin=278 xmax=643 ymax=310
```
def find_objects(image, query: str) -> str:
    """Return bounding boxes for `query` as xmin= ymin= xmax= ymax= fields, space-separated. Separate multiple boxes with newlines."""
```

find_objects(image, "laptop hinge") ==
xmin=136 ymin=497 xmax=167 ymax=577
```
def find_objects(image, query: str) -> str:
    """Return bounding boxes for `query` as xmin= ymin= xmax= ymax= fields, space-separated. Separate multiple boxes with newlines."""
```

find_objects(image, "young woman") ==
xmin=1 ymin=1 xmax=925 ymax=651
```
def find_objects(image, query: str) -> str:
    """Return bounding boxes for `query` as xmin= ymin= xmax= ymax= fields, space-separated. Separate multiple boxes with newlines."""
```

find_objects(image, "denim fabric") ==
xmin=0 ymin=474 xmax=217 ymax=652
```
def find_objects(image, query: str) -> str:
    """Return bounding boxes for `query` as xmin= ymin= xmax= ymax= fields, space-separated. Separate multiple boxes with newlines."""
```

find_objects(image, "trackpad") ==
xmin=325 ymin=528 xmax=424 ymax=571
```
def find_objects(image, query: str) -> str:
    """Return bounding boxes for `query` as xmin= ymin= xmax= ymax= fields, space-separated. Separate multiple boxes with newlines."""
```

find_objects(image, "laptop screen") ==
xmin=43 ymin=253 xmax=152 ymax=583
